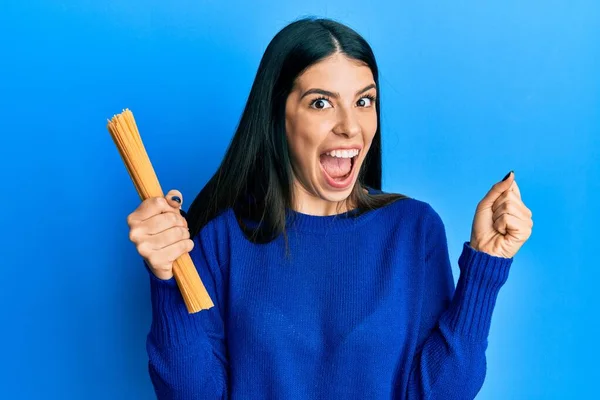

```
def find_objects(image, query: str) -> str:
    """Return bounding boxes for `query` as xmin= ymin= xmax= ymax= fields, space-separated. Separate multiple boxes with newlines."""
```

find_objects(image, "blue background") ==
xmin=1 ymin=1 xmax=598 ymax=398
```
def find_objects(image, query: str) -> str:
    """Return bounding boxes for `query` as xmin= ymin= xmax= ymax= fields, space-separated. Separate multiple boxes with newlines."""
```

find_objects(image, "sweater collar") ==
xmin=284 ymin=186 xmax=382 ymax=234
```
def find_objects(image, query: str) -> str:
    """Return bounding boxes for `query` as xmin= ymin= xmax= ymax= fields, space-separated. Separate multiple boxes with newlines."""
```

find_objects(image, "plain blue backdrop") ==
xmin=1 ymin=1 xmax=598 ymax=398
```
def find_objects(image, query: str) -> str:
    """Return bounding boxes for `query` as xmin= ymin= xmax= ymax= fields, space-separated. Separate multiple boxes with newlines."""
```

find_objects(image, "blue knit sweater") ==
xmin=144 ymin=189 xmax=513 ymax=399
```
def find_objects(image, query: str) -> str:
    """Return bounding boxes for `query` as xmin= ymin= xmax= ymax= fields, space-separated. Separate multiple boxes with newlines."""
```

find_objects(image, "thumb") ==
xmin=480 ymin=171 xmax=515 ymax=206
xmin=165 ymin=189 xmax=183 ymax=210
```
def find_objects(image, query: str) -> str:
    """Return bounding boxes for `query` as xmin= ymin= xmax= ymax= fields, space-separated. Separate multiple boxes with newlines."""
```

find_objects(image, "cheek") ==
xmin=285 ymin=129 xmax=315 ymax=171
xmin=361 ymin=116 xmax=378 ymax=146
xmin=362 ymin=112 xmax=378 ymax=134
xmin=288 ymin=113 xmax=332 ymax=155
xmin=294 ymin=109 xmax=332 ymax=134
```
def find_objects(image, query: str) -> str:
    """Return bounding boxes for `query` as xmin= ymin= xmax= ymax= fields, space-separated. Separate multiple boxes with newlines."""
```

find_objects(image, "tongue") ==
xmin=320 ymin=154 xmax=351 ymax=178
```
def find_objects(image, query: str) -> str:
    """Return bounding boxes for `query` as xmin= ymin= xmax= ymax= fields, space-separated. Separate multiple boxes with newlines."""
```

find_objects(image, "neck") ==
xmin=290 ymin=181 xmax=359 ymax=216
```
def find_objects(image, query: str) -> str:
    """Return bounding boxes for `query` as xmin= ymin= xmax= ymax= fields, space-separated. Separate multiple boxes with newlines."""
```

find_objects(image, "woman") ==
xmin=127 ymin=17 xmax=533 ymax=399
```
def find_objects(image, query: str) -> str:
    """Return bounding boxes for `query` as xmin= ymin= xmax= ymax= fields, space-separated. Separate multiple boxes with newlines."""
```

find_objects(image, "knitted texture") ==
xmin=145 ymin=191 xmax=513 ymax=399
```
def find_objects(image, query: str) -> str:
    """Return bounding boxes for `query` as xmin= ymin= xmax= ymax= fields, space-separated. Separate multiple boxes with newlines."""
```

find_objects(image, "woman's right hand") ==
xmin=126 ymin=189 xmax=194 ymax=280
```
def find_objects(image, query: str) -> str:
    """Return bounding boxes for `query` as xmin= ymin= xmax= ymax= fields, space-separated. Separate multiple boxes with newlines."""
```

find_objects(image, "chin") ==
xmin=320 ymin=186 xmax=354 ymax=202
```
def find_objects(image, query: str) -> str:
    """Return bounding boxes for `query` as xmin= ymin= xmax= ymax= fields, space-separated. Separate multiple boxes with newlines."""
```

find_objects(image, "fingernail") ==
xmin=171 ymin=195 xmax=181 ymax=204
xmin=502 ymin=171 xmax=513 ymax=181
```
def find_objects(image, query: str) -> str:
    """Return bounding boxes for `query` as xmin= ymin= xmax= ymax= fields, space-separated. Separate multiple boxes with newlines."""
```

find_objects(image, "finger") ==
xmin=509 ymin=179 xmax=522 ymax=199
xmin=479 ymin=171 xmax=515 ymax=207
xmin=165 ymin=237 xmax=195 ymax=261
xmin=493 ymin=213 xmax=531 ymax=240
xmin=492 ymin=189 xmax=511 ymax=213
xmin=147 ymin=225 xmax=191 ymax=251
xmin=493 ymin=188 xmax=532 ymax=220
xmin=129 ymin=209 xmax=187 ymax=244
xmin=165 ymin=189 xmax=183 ymax=209
xmin=491 ymin=188 xmax=522 ymax=213
xmin=129 ymin=196 xmax=174 ymax=224
xmin=145 ymin=210 xmax=188 ymax=235
xmin=492 ymin=199 xmax=532 ymax=225
xmin=150 ymin=238 xmax=195 ymax=265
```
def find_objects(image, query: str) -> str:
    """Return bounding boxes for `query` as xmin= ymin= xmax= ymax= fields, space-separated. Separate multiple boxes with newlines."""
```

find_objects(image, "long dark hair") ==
xmin=186 ymin=16 xmax=410 ymax=251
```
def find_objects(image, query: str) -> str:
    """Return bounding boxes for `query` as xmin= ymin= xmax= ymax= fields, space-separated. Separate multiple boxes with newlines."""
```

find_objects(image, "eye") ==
xmin=309 ymin=96 xmax=333 ymax=110
xmin=357 ymin=94 xmax=376 ymax=108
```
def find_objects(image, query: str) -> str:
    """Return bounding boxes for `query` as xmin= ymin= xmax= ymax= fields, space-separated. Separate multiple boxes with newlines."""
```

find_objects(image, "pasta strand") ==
xmin=107 ymin=109 xmax=214 ymax=313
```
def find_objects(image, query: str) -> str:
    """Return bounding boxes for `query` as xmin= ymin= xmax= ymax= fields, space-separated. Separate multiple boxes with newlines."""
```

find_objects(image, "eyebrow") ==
xmin=300 ymin=83 xmax=377 ymax=100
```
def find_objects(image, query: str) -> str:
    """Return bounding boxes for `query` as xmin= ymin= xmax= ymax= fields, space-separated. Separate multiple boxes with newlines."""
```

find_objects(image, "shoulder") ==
xmin=366 ymin=185 xmax=431 ymax=211
xmin=369 ymin=187 xmax=438 ymax=223
xmin=376 ymin=196 xmax=452 ymax=266
xmin=405 ymin=198 xmax=446 ymax=235
xmin=365 ymin=190 xmax=442 ymax=237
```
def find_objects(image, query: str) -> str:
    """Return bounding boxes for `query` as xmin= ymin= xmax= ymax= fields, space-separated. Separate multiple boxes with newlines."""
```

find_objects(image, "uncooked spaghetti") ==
xmin=107 ymin=108 xmax=214 ymax=313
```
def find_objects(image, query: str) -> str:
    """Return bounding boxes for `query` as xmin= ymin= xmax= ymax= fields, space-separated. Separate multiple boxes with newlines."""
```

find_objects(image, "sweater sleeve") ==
xmin=144 ymin=224 xmax=229 ymax=400
xmin=405 ymin=205 xmax=513 ymax=400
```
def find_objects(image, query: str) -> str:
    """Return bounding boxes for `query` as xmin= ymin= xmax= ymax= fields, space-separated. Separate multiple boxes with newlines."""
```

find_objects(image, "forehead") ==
xmin=294 ymin=54 xmax=375 ymax=91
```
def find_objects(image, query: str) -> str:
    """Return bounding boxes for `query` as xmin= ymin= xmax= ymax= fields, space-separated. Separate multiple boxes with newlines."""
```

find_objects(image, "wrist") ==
xmin=468 ymin=241 xmax=480 ymax=252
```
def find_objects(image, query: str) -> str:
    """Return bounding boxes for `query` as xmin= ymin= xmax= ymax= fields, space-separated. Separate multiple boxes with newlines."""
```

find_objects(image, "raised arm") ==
xmin=404 ymin=205 xmax=513 ymax=399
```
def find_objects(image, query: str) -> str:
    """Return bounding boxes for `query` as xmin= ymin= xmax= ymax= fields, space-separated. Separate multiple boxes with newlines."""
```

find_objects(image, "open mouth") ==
xmin=341 ymin=155 xmax=358 ymax=179
xmin=318 ymin=150 xmax=360 ymax=186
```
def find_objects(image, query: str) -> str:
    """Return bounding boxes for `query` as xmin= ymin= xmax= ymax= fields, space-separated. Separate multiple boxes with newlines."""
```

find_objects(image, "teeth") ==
xmin=325 ymin=149 xmax=359 ymax=158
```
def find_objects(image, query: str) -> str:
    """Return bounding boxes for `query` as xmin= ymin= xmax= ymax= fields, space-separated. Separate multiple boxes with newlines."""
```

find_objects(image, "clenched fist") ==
xmin=126 ymin=189 xmax=194 ymax=280
xmin=470 ymin=171 xmax=533 ymax=258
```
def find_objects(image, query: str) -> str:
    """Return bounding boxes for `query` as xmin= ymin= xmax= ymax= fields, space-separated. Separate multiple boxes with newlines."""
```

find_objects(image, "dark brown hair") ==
xmin=185 ymin=16 xmax=411 ymax=253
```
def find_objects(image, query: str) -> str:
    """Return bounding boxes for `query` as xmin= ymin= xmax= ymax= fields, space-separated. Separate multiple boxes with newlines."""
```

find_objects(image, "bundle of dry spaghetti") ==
xmin=107 ymin=108 xmax=214 ymax=314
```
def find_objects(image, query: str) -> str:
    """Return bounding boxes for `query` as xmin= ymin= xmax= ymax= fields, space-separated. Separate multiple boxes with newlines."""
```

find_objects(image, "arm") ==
xmin=145 ymin=223 xmax=229 ymax=400
xmin=405 ymin=205 xmax=513 ymax=399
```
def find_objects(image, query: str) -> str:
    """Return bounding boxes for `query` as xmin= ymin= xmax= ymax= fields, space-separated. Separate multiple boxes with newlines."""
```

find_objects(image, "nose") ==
xmin=333 ymin=107 xmax=361 ymax=138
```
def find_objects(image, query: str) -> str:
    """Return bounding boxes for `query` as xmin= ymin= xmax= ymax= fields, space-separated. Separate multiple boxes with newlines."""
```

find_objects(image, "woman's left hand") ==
xmin=469 ymin=171 xmax=533 ymax=258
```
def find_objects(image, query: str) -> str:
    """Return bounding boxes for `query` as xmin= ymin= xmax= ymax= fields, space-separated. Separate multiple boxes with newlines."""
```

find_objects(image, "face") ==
xmin=285 ymin=52 xmax=377 ymax=214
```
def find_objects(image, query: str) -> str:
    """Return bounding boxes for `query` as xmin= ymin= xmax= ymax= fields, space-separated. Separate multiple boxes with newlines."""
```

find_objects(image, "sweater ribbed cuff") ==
xmin=439 ymin=242 xmax=513 ymax=341
xmin=144 ymin=260 xmax=207 ymax=348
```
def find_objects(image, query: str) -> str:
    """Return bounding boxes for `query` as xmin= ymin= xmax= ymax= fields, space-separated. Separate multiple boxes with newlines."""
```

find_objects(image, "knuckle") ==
xmin=506 ymin=203 xmax=514 ymax=213
xmin=136 ymin=241 xmax=150 ymax=257
xmin=146 ymin=253 xmax=158 ymax=267
xmin=166 ymin=250 xmax=178 ymax=263
xmin=159 ymin=264 xmax=172 ymax=272
xmin=129 ymin=228 xmax=139 ymax=243
xmin=181 ymin=240 xmax=190 ymax=253
xmin=153 ymin=197 xmax=166 ymax=209
xmin=167 ymin=212 xmax=177 ymax=226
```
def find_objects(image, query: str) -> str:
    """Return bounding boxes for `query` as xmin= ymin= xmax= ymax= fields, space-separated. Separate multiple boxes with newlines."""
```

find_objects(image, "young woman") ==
xmin=127 ymin=17 xmax=533 ymax=400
